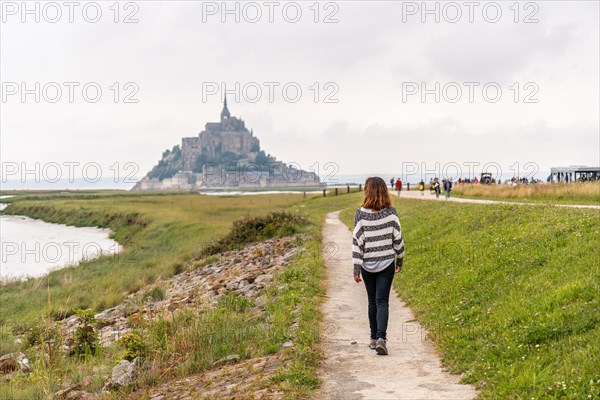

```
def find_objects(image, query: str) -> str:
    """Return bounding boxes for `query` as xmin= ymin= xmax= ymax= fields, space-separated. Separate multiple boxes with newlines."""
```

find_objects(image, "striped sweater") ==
xmin=352 ymin=207 xmax=405 ymax=275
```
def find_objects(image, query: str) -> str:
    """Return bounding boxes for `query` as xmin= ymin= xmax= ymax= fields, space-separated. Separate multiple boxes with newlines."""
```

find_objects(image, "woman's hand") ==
xmin=395 ymin=265 xmax=402 ymax=273
xmin=354 ymin=274 xmax=362 ymax=283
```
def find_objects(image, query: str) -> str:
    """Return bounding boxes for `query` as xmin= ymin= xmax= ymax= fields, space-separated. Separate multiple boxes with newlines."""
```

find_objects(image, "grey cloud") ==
xmin=420 ymin=22 xmax=577 ymax=83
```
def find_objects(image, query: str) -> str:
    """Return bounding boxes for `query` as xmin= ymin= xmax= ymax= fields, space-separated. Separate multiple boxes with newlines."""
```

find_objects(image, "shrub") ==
xmin=23 ymin=317 xmax=61 ymax=348
xmin=200 ymin=211 xmax=307 ymax=256
xmin=73 ymin=309 xmax=98 ymax=358
xmin=21 ymin=317 xmax=64 ymax=368
xmin=117 ymin=332 xmax=148 ymax=362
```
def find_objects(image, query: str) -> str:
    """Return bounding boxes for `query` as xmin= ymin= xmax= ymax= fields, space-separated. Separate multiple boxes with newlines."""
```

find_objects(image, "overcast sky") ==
xmin=1 ymin=1 xmax=599 ymax=186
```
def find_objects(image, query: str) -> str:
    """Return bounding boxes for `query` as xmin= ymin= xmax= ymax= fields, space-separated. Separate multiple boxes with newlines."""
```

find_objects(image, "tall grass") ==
xmin=452 ymin=182 xmax=600 ymax=205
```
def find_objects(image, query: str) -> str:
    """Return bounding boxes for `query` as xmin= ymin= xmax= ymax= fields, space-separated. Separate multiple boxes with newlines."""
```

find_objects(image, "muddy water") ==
xmin=0 ymin=196 xmax=121 ymax=280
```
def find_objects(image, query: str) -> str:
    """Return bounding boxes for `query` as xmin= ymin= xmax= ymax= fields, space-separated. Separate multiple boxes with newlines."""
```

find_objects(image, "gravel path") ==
xmin=314 ymin=211 xmax=478 ymax=400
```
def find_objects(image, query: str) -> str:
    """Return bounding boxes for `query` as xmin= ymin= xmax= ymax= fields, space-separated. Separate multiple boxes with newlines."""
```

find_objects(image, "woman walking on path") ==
xmin=352 ymin=177 xmax=405 ymax=355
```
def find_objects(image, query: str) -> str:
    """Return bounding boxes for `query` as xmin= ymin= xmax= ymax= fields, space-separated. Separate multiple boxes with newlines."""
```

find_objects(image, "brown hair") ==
xmin=361 ymin=177 xmax=392 ymax=211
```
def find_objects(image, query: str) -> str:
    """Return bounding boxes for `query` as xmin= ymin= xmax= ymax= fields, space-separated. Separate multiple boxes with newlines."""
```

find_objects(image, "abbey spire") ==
xmin=220 ymin=94 xmax=231 ymax=120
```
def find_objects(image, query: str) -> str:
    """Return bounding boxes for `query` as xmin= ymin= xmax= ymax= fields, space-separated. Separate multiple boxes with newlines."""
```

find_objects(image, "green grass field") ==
xmin=1 ymin=190 xmax=598 ymax=399
xmin=451 ymin=181 xmax=600 ymax=205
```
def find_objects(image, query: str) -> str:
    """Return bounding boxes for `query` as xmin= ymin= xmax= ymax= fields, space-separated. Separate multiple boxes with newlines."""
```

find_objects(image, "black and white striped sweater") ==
xmin=352 ymin=207 xmax=405 ymax=275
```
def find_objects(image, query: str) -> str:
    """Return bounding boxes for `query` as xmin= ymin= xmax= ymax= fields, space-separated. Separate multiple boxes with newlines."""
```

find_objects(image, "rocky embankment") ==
xmin=135 ymin=353 xmax=287 ymax=400
xmin=3 ymin=234 xmax=307 ymax=399
xmin=61 ymin=235 xmax=305 ymax=347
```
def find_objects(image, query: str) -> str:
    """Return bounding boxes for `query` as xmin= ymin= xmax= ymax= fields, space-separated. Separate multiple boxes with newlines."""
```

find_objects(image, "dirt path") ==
xmin=314 ymin=211 xmax=477 ymax=400
xmin=393 ymin=189 xmax=600 ymax=209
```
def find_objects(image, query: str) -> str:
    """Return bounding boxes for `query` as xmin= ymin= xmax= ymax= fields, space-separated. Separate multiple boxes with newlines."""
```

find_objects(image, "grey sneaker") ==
xmin=369 ymin=339 xmax=377 ymax=350
xmin=375 ymin=338 xmax=388 ymax=355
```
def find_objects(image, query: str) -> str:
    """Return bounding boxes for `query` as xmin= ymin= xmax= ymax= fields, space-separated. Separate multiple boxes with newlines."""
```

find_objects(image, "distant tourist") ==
xmin=390 ymin=177 xmax=395 ymax=189
xmin=395 ymin=178 xmax=402 ymax=197
xmin=419 ymin=180 xmax=425 ymax=195
xmin=433 ymin=178 xmax=441 ymax=199
xmin=352 ymin=177 xmax=404 ymax=356
xmin=444 ymin=179 xmax=453 ymax=200
xmin=407 ymin=182 xmax=410 ymax=191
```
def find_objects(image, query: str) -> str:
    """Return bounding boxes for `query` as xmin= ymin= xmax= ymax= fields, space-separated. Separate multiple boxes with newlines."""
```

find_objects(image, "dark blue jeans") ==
xmin=361 ymin=260 xmax=395 ymax=340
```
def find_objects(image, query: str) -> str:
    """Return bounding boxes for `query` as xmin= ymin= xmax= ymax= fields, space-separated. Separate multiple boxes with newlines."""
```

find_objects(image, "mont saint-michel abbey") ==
xmin=132 ymin=98 xmax=321 ymax=190
xmin=181 ymin=97 xmax=259 ymax=171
